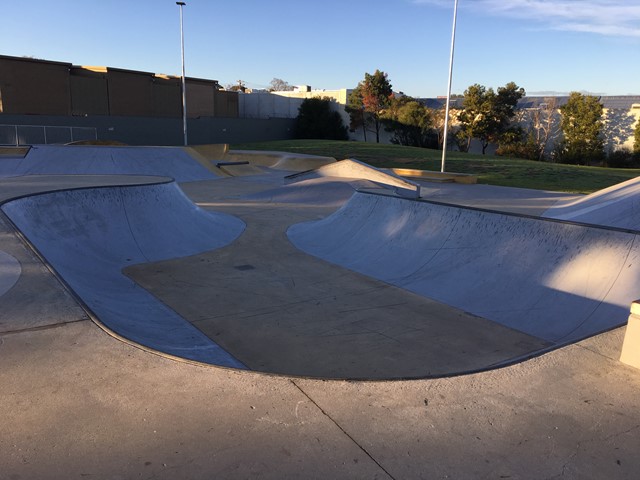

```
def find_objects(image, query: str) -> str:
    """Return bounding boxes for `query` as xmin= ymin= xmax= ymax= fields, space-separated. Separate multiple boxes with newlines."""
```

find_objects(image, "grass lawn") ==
xmin=231 ymin=139 xmax=640 ymax=194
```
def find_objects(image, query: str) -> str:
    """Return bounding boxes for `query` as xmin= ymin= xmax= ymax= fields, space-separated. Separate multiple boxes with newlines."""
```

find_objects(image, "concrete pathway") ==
xmin=2 ymin=310 xmax=639 ymax=479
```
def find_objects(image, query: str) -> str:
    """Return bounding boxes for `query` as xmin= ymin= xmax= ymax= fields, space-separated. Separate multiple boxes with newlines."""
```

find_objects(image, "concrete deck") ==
xmin=1 ymin=145 xmax=640 ymax=478
xmin=0 ymin=144 xmax=221 ymax=181
xmin=543 ymin=175 xmax=640 ymax=229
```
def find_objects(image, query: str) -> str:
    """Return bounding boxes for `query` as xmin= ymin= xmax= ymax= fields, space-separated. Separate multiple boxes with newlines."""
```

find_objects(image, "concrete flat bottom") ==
xmin=125 ymin=178 xmax=549 ymax=379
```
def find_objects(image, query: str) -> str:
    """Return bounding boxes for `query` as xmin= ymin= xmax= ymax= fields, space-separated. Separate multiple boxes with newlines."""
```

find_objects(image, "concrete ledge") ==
xmin=391 ymin=168 xmax=477 ymax=184
xmin=0 ymin=146 xmax=30 ymax=158
xmin=182 ymin=146 xmax=228 ymax=177
xmin=620 ymin=300 xmax=640 ymax=369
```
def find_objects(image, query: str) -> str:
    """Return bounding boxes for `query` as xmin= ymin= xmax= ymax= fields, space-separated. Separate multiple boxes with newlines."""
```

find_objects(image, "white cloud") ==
xmin=414 ymin=0 xmax=640 ymax=38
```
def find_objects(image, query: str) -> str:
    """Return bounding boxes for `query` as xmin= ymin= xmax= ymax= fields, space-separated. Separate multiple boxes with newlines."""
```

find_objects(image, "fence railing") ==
xmin=0 ymin=124 xmax=98 ymax=146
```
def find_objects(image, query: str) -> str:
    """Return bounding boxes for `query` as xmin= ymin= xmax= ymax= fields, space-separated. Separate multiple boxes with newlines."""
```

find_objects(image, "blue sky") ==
xmin=2 ymin=0 xmax=639 ymax=98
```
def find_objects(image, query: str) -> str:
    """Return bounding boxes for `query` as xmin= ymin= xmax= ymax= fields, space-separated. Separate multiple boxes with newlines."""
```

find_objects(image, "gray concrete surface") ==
xmin=125 ymin=177 xmax=548 ymax=379
xmin=544 ymin=175 xmax=640 ymax=229
xmin=413 ymin=180 xmax=578 ymax=216
xmin=1 ymin=146 xmax=640 ymax=478
xmin=1 ymin=311 xmax=639 ymax=479
xmin=0 ymin=144 xmax=220 ymax=181
xmin=285 ymin=158 xmax=421 ymax=198
xmin=289 ymin=191 xmax=640 ymax=343
xmin=2 ymin=178 xmax=245 ymax=366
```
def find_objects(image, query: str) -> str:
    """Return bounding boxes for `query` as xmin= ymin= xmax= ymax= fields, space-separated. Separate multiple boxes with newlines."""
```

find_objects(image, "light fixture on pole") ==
xmin=177 ymin=1 xmax=188 ymax=146
xmin=440 ymin=0 xmax=459 ymax=173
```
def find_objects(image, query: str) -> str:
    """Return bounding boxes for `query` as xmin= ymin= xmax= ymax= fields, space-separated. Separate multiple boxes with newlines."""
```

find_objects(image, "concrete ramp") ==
xmin=285 ymin=158 xmax=421 ymax=198
xmin=288 ymin=192 xmax=640 ymax=344
xmin=0 ymin=146 xmax=30 ymax=158
xmin=1 ymin=180 xmax=246 ymax=366
xmin=187 ymin=144 xmax=229 ymax=160
xmin=543 ymin=176 xmax=640 ymax=230
xmin=243 ymin=177 xmax=383 ymax=207
xmin=225 ymin=150 xmax=336 ymax=171
xmin=0 ymin=145 xmax=220 ymax=181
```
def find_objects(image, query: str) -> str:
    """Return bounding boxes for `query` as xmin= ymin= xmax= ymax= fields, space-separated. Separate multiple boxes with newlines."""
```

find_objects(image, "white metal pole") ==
xmin=177 ymin=2 xmax=188 ymax=146
xmin=440 ymin=0 xmax=459 ymax=173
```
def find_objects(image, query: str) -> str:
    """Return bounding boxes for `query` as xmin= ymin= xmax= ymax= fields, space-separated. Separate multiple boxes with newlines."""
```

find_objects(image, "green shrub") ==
xmin=294 ymin=97 xmax=348 ymax=140
xmin=606 ymin=148 xmax=640 ymax=169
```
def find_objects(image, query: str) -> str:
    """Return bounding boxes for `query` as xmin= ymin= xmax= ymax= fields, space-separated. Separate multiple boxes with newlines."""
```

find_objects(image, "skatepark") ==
xmin=1 ymin=144 xmax=640 ymax=478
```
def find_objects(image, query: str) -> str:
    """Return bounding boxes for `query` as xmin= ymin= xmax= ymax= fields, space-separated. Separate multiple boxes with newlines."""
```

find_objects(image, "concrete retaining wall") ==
xmin=0 ymin=114 xmax=295 ymax=146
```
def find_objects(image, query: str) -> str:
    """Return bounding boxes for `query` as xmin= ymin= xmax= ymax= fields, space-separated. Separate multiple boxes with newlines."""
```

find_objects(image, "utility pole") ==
xmin=177 ymin=2 xmax=188 ymax=146
xmin=441 ymin=0 xmax=459 ymax=173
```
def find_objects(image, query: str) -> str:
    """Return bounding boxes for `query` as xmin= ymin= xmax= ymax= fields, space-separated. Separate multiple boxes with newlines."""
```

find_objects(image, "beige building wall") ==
xmin=186 ymin=79 xmax=215 ymax=118
xmin=603 ymin=104 xmax=640 ymax=151
xmin=184 ymin=78 xmax=238 ymax=118
xmin=106 ymin=68 xmax=154 ymax=117
xmin=0 ymin=55 xmax=238 ymax=119
xmin=214 ymin=90 xmax=239 ymax=118
xmin=271 ymin=88 xmax=349 ymax=105
xmin=152 ymin=75 xmax=182 ymax=118
xmin=0 ymin=56 xmax=71 ymax=115
xmin=70 ymin=66 xmax=109 ymax=116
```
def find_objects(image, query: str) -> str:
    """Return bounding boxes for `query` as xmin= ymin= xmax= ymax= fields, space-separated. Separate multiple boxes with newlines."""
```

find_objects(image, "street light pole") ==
xmin=440 ymin=0 xmax=459 ymax=173
xmin=177 ymin=1 xmax=188 ymax=146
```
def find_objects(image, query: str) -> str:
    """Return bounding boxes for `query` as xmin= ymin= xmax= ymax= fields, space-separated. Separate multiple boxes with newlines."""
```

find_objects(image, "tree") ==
xmin=497 ymin=98 xmax=561 ymax=161
xmin=495 ymin=82 xmax=526 ymax=126
xmin=556 ymin=92 xmax=605 ymax=165
xmin=294 ymin=97 xmax=348 ymax=140
xmin=346 ymin=85 xmax=368 ymax=141
xmin=495 ymin=127 xmax=540 ymax=160
xmin=457 ymin=84 xmax=496 ymax=153
xmin=361 ymin=70 xmax=393 ymax=143
xmin=457 ymin=82 xmax=525 ymax=154
xmin=527 ymin=98 xmax=561 ymax=161
xmin=269 ymin=78 xmax=292 ymax=92
xmin=226 ymin=80 xmax=246 ymax=92
xmin=430 ymin=106 xmax=448 ymax=150
xmin=381 ymin=96 xmax=435 ymax=148
xmin=634 ymin=117 xmax=640 ymax=158
xmin=347 ymin=70 xmax=393 ymax=143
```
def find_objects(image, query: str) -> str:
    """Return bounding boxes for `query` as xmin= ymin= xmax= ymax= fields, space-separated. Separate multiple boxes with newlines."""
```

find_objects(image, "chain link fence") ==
xmin=0 ymin=125 xmax=97 ymax=146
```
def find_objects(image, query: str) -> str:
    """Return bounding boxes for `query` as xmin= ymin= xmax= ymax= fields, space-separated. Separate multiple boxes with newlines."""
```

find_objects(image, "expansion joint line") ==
xmin=558 ymin=235 xmax=638 ymax=343
xmin=291 ymin=380 xmax=397 ymax=480
xmin=117 ymin=188 xmax=150 ymax=263
xmin=0 ymin=318 xmax=88 ymax=337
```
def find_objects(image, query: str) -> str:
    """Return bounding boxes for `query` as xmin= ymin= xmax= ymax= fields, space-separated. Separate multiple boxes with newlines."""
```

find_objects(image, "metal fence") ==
xmin=0 ymin=125 xmax=97 ymax=146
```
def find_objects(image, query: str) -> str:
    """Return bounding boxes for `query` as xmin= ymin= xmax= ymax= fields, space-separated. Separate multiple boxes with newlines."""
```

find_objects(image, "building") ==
xmin=0 ymin=54 xmax=237 ymax=118
xmin=518 ymin=95 xmax=640 ymax=153
xmin=0 ymin=55 xmax=295 ymax=146
xmin=422 ymin=95 xmax=640 ymax=155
